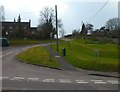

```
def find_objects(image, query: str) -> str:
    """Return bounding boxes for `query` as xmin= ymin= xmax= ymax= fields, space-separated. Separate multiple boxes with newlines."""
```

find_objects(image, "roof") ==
xmin=2 ymin=21 xmax=30 ymax=27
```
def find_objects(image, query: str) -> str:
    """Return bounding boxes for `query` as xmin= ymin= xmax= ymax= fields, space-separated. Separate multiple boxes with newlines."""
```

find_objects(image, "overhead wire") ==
xmin=87 ymin=0 xmax=110 ymax=22
xmin=73 ymin=0 xmax=110 ymax=39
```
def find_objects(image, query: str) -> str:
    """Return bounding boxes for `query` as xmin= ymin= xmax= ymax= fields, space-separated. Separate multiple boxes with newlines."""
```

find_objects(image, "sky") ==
xmin=0 ymin=0 xmax=119 ymax=35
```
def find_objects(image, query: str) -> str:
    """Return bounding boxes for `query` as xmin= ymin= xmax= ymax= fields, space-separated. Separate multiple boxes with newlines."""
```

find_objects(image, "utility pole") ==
xmin=55 ymin=5 xmax=59 ymax=51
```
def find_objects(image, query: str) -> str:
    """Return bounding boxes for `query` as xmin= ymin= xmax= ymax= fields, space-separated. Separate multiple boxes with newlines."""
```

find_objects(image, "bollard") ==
xmin=62 ymin=48 xmax=66 ymax=56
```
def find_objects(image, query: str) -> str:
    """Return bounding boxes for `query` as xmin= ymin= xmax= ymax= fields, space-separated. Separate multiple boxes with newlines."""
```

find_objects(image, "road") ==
xmin=1 ymin=44 xmax=119 ymax=91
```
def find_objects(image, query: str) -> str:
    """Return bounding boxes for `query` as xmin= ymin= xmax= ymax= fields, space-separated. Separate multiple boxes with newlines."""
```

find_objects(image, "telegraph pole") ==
xmin=55 ymin=5 xmax=59 ymax=51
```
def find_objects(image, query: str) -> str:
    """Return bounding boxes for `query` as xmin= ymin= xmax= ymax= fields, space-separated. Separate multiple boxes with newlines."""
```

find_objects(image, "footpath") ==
xmin=46 ymin=46 xmax=119 ymax=78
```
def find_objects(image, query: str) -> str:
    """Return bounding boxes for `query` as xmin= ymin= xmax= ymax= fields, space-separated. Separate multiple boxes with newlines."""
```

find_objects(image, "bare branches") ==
xmin=0 ymin=6 xmax=5 ymax=21
xmin=40 ymin=7 xmax=54 ymax=24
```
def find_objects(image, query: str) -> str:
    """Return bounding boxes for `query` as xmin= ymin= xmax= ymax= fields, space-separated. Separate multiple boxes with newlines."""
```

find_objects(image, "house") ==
xmin=30 ymin=27 xmax=38 ymax=34
xmin=2 ymin=18 xmax=31 ymax=38
xmin=1 ymin=15 xmax=38 ymax=38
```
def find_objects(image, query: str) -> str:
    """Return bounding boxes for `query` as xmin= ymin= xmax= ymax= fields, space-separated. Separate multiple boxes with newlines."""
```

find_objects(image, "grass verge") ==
xmin=52 ymin=39 xmax=118 ymax=72
xmin=9 ymin=39 xmax=56 ymax=46
xmin=10 ymin=39 xmax=40 ymax=46
xmin=16 ymin=46 xmax=59 ymax=68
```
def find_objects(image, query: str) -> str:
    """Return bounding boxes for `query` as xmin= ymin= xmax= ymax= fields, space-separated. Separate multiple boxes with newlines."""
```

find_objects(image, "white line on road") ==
xmin=76 ymin=80 xmax=88 ymax=84
xmin=2 ymin=75 xmax=119 ymax=85
xmin=90 ymin=80 xmax=103 ymax=82
xmin=107 ymin=80 xmax=119 ymax=84
xmin=28 ymin=78 xmax=39 ymax=81
xmin=6 ymin=51 xmax=14 ymax=55
xmin=94 ymin=81 xmax=107 ymax=84
xmin=77 ymin=81 xmax=89 ymax=84
xmin=13 ymin=77 xmax=24 ymax=80
xmin=2 ymin=76 xmax=9 ymax=79
xmin=10 ymin=79 xmax=15 ymax=80
xmin=43 ymin=79 xmax=54 ymax=83
xmin=59 ymin=79 xmax=71 ymax=83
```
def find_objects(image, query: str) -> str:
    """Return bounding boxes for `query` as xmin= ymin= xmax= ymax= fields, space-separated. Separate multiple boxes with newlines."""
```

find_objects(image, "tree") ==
xmin=105 ymin=18 xmax=120 ymax=31
xmin=105 ymin=18 xmax=120 ymax=38
xmin=86 ymin=23 xmax=93 ymax=34
xmin=72 ymin=29 xmax=79 ymax=37
xmin=38 ymin=7 xmax=55 ymax=39
xmin=38 ymin=7 xmax=64 ymax=39
xmin=40 ymin=7 xmax=54 ymax=24
xmin=58 ymin=19 xmax=65 ymax=38
xmin=0 ymin=6 xmax=5 ymax=21
xmin=80 ymin=23 xmax=87 ymax=38
xmin=98 ymin=26 xmax=110 ymax=37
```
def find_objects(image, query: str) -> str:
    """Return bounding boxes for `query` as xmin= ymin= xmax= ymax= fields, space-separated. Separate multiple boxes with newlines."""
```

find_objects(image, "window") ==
xmin=2 ymin=26 xmax=4 ymax=29
xmin=24 ymin=27 xmax=26 ymax=29
xmin=9 ymin=26 xmax=12 ymax=29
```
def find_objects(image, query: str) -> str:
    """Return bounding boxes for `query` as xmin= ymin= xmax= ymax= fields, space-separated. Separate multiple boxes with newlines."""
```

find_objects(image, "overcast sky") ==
xmin=0 ymin=0 xmax=119 ymax=34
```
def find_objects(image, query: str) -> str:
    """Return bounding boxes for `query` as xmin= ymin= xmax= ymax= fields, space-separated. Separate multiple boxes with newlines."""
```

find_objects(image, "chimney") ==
xmin=29 ymin=19 xmax=31 ymax=27
xmin=14 ymin=18 xmax=16 ymax=22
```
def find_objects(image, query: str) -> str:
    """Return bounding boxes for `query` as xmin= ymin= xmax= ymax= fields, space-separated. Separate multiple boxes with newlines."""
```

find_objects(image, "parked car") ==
xmin=0 ymin=38 xmax=10 ymax=46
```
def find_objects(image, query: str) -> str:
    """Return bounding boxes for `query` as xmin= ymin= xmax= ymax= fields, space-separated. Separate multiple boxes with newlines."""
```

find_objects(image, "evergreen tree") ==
xmin=80 ymin=23 xmax=87 ymax=38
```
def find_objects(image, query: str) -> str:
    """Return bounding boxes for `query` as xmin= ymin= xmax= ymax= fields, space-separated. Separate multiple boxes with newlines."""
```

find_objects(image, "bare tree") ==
xmin=39 ymin=7 xmax=54 ymax=24
xmin=38 ymin=7 xmax=64 ymax=39
xmin=105 ymin=18 xmax=120 ymax=31
xmin=105 ymin=18 xmax=120 ymax=38
xmin=38 ymin=7 xmax=55 ymax=39
xmin=0 ymin=6 xmax=5 ymax=21
xmin=57 ymin=19 xmax=65 ymax=38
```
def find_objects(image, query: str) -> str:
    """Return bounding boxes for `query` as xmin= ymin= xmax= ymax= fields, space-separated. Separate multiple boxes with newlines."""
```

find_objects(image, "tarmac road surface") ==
xmin=1 ymin=44 xmax=119 ymax=91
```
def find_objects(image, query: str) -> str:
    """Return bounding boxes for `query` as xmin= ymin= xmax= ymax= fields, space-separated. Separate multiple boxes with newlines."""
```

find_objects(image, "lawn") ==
xmin=10 ymin=39 xmax=40 ymax=45
xmin=52 ymin=39 xmax=118 ymax=72
xmin=9 ymin=39 xmax=56 ymax=46
xmin=16 ymin=46 xmax=59 ymax=68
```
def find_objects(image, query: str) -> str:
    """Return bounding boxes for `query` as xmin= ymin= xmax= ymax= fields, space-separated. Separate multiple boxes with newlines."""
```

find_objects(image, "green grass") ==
xmin=16 ymin=46 xmax=59 ymax=68
xmin=9 ymin=39 xmax=56 ymax=46
xmin=52 ymin=39 xmax=118 ymax=72
xmin=10 ymin=39 xmax=40 ymax=46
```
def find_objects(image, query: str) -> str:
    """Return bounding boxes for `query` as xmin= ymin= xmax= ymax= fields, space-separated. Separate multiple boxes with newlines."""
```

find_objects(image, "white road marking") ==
xmin=76 ymin=80 xmax=88 ymax=84
xmin=43 ymin=79 xmax=54 ymax=83
xmin=1 ymin=75 xmax=119 ymax=85
xmin=91 ymin=80 xmax=103 ymax=82
xmin=28 ymin=78 xmax=39 ymax=81
xmin=59 ymin=79 xmax=71 ymax=83
xmin=13 ymin=77 xmax=24 ymax=80
xmin=77 ymin=81 xmax=89 ymax=84
xmin=2 ymin=76 xmax=9 ymax=79
xmin=6 ymin=51 xmax=14 ymax=55
xmin=10 ymin=79 xmax=15 ymax=80
xmin=107 ymin=80 xmax=119 ymax=84
xmin=55 ymin=56 xmax=60 ymax=58
xmin=94 ymin=81 xmax=107 ymax=84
